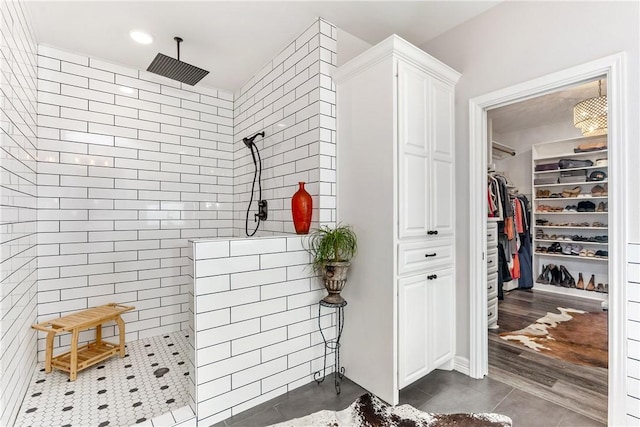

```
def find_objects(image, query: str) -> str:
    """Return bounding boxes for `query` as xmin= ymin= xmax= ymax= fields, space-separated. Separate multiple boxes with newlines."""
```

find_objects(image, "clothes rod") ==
xmin=492 ymin=142 xmax=516 ymax=156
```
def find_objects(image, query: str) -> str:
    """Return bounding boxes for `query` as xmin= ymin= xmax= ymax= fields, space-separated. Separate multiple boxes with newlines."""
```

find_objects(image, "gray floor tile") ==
xmin=557 ymin=410 xmax=606 ymax=427
xmin=227 ymin=406 xmax=285 ymax=427
xmin=493 ymin=388 xmax=570 ymax=427
xmin=274 ymin=378 xmax=366 ymax=421
xmin=417 ymin=380 xmax=512 ymax=415
xmin=398 ymin=384 xmax=432 ymax=408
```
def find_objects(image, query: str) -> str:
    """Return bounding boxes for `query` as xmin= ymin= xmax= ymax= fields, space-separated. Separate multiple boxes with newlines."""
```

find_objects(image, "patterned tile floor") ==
xmin=16 ymin=331 xmax=190 ymax=427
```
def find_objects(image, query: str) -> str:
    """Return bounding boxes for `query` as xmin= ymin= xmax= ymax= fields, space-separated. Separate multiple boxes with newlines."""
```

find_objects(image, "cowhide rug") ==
xmin=269 ymin=392 xmax=512 ymax=426
xmin=500 ymin=307 xmax=608 ymax=368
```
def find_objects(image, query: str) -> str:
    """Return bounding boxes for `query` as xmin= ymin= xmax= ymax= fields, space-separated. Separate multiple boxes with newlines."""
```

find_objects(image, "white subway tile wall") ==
xmin=36 ymin=45 xmax=235 ymax=359
xmin=190 ymin=236 xmax=335 ymax=425
xmin=233 ymin=19 xmax=337 ymax=236
xmin=0 ymin=1 xmax=39 ymax=425
xmin=629 ymin=243 xmax=640 ymax=422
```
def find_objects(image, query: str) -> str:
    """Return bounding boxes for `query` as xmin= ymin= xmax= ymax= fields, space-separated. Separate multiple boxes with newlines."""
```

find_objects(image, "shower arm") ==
xmin=174 ymin=37 xmax=182 ymax=61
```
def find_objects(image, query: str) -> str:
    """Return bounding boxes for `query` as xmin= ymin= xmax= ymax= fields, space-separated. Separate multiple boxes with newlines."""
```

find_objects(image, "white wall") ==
xmin=189 ymin=236 xmax=332 ymax=425
xmin=493 ymin=121 xmax=581 ymax=198
xmin=233 ymin=19 xmax=337 ymax=236
xmin=0 ymin=1 xmax=39 ymax=425
xmin=35 ymin=45 xmax=235 ymax=358
xmin=421 ymin=1 xmax=639 ymax=423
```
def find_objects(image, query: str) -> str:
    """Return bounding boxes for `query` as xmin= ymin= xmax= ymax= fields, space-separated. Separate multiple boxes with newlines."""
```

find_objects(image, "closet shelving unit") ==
xmin=531 ymin=135 xmax=608 ymax=301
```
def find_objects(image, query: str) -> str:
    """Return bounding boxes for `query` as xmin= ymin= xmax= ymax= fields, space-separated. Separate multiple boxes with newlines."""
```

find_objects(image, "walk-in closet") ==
xmin=484 ymin=78 xmax=609 ymax=424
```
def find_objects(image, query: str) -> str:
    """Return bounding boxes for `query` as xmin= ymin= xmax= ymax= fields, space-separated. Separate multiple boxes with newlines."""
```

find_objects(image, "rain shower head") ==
xmin=147 ymin=37 xmax=209 ymax=86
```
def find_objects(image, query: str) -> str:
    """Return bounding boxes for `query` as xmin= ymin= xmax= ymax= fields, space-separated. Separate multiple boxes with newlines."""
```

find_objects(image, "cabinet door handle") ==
xmin=489 ymin=312 xmax=493 ymax=317
xmin=427 ymin=274 xmax=438 ymax=280
xmin=488 ymin=286 xmax=493 ymax=290
xmin=424 ymin=253 xmax=437 ymax=258
xmin=427 ymin=230 xmax=439 ymax=235
xmin=488 ymin=260 xmax=493 ymax=264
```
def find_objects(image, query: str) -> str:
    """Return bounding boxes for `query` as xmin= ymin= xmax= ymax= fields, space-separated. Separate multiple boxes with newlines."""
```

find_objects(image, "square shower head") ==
xmin=146 ymin=53 xmax=209 ymax=86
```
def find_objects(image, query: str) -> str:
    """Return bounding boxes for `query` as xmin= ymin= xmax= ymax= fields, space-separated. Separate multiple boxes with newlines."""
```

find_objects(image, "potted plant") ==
xmin=305 ymin=224 xmax=357 ymax=304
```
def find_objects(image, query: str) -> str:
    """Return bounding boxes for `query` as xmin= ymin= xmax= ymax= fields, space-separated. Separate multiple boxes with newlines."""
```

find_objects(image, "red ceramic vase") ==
xmin=292 ymin=182 xmax=312 ymax=234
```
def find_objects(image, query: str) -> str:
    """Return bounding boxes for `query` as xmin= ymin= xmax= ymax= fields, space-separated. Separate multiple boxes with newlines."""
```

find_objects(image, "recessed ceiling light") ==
xmin=119 ymin=86 xmax=134 ymax=94
xmin=276 ymin=123 xmax=287 ymax=128
xmin=130 ymin=30 xmax=153 ymax=45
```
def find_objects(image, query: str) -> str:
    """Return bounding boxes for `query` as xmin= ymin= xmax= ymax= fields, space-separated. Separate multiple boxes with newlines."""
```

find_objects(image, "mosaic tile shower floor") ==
xmin=16 ymin=331 xmax=190 ymax=427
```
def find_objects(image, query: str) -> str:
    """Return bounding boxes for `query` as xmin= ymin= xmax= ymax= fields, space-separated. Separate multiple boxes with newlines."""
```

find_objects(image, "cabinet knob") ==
xmin=424 ymin=253 xmax=437 ymax=258
xmin=488 ymin=260 xmax=493 ymax=264
xmin=489 ymin=312 xmax=493 ymax=317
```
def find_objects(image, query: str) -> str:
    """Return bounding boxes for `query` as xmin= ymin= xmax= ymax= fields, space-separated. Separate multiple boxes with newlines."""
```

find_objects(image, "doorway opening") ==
xmin=468 ymin=53 xmax=627 ymax=426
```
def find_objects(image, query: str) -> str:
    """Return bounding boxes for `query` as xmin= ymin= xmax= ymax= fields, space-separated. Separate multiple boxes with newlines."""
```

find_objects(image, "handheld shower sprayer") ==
xmin=243 ymin=131 xmax=265 ymax=148
xmin=244 ymin=131 xmax=267 ymax=236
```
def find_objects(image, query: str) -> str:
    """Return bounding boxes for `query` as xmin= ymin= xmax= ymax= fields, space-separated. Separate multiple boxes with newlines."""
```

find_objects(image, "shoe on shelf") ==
xmin=536 ymin=264 xmax=551 ymax=284
xmin=592 ymin=221 xmax=607 ymax=227
xmin=536 ymin=189 xmax=551 ymax=198
xmin=562 ymin=187 xmax=581 ymax=198
xmin=603 ymin=283 xmax=609 ymax=293
xmin=576 ymin=272 xmax=584 ymax=289
xmin=591 ymin=184 xmax=606 ymax=196
xmin=577 ymin=201 xmax=596 ymax=212
xmin=587 ymin=170 xmax=607 ymax=182
xmin=596 ymin=202 xmax=605 ymax=212
xmin=586 ymin=274 xmax=596 ymax=291
xmin=560 ymin=265 xmax=576 ymax=288
xmin=550 ymin=265 xmax=562 ymax=286
xmin=596 ymin=283 xmax=604 ymax=293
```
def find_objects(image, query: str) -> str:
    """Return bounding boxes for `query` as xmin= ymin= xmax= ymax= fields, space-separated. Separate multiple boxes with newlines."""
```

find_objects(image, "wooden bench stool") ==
xmin=32 ymin=303 xmax=134 ymax=381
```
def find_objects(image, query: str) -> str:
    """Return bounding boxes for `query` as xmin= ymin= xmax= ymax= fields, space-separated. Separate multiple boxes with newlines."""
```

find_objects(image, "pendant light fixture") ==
xmin=573 ymin=80 xmax=608 ymax=136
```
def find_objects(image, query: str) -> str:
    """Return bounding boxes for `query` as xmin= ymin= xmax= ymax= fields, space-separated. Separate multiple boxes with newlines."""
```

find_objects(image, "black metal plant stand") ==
xmin=314 ymin=299 xmax=347 ymax=394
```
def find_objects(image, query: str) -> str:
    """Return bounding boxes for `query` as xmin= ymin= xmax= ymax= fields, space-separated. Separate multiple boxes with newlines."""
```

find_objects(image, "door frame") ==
xmin=468 ymin=53 xmax=627 ymax=425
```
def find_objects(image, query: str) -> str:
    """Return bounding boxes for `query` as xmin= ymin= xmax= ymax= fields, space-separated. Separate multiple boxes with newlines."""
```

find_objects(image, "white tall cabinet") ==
xmin=334 ymin=35 xmax=460 ymax=405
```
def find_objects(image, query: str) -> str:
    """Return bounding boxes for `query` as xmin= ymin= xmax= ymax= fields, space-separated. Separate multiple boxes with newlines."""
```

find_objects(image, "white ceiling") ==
xmin=26 ymin=1 xmax=501 ymax=92
xmin=489 ymin=79 xmax=608 ymax=135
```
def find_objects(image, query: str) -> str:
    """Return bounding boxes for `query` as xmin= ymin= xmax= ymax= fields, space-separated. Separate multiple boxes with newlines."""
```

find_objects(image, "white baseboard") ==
xmin=453 ymin=356 xmax=470 ymax=376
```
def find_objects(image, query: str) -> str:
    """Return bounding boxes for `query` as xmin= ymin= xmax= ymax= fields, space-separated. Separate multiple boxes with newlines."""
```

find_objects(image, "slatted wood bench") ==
xmin=32 ymin=303 xmax=134 ymax=381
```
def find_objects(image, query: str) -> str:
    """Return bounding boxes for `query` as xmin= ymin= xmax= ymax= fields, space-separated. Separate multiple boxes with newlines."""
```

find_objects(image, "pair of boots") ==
xmin=576 ymin=273 xmax=596 ymax=291
xmin=537 ymin=264 xmax=575 ymax=287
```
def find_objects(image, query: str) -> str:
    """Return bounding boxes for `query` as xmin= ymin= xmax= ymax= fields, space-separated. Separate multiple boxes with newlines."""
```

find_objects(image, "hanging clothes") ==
xmin=515 ymin=194 xmax=533 ymax=289
xmin=489 ymin=172 xmax=532 ymax=295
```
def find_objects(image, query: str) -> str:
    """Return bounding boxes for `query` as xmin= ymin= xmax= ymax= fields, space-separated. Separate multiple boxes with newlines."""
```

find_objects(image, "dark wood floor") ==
xmin=488 ymin=289 xmax=608 ymax=424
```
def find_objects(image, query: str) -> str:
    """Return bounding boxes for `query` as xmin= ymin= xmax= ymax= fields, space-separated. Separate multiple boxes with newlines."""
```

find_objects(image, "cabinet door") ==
xmin=428 ymin=79 xmax=455 ymax=238
xmin=398 ymin=273 xmax=429 ymax=388
xmin=428 ymin=268 xmax=455 ymax=368
xmin=398 ymin=62 xmax=430 ymax=240
xmin=398 ymin=267 xmax=455 ymax=389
